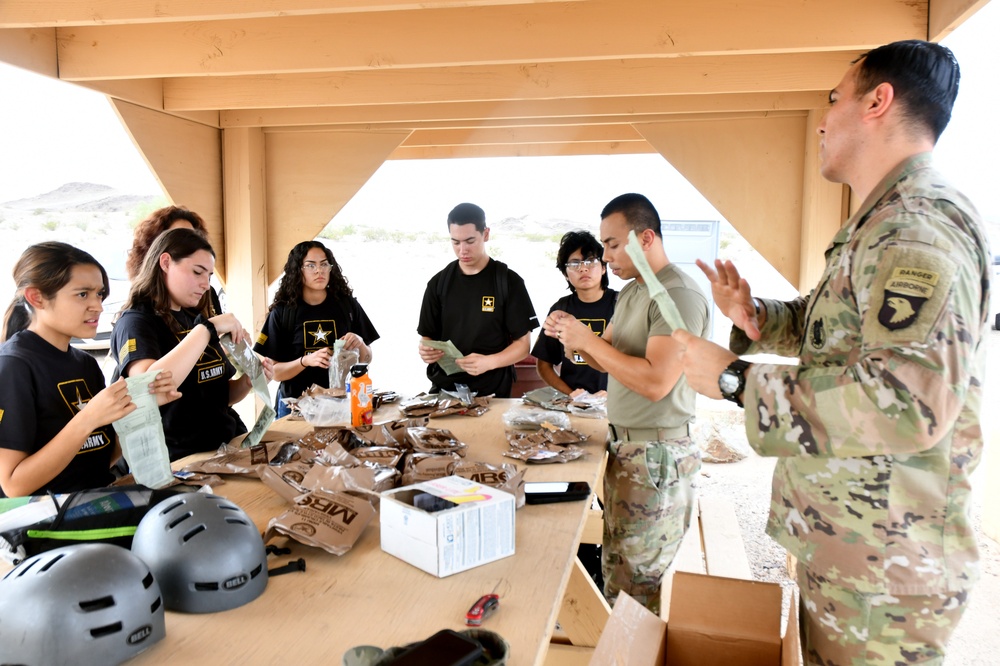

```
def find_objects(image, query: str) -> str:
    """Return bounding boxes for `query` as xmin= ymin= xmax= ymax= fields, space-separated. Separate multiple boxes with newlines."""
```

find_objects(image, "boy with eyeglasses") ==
xmin=532 ymin=230 xmax=618 ymax=397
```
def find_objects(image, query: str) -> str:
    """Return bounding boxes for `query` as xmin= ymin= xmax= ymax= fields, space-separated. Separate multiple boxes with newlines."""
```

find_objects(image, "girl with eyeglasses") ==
xmin=254 ymin=241 xmax=379 ymax=417
xmin=111 ymin=229 xmax=253 ymax=461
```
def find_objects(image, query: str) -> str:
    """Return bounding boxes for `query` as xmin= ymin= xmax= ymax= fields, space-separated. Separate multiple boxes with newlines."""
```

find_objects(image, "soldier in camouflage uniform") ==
xmin=544 ymin=193 xmax=710 ymax=614
xmin=675 ymin=41 xmax=988 ymax=664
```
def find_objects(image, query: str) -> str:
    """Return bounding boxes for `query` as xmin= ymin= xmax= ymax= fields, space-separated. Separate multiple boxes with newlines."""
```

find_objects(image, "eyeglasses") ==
xmin=566 ymin=259 xmax=601 ymax=272
xmin=303 ymin=262 xmax=332 ymax=273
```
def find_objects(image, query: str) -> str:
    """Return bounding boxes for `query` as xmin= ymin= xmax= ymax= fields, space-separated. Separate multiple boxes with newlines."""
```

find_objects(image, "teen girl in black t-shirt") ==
xmin=112 ymin=229 xmax=252 ymax=461
xmin=254 ymin=241 xmax=379 ymax=417
xmin=0 ymin=243 xmax=176 ymax=497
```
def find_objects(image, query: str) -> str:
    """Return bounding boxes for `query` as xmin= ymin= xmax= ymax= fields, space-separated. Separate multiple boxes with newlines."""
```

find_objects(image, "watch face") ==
xmin=719 ymin=370 xmax=740 ymax=396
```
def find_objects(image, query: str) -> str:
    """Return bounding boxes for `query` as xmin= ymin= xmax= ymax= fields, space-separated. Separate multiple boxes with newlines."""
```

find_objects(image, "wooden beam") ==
xmin=263 ymin=129 xmax=410 ymax=283
xmin=929 ymin=0 xmax=990 ymax=41
xmin=53 ymin=0 xmax=920 ymax=80
xmin=557 ymin=557 xmax=611 ymax=648
xmin=222 ymin=91 xmax=827 ymax=128
xmin=799 ymin=109 xmax=847 ymax=292
xmin=0 ymin=0 xmax=582 ymax=27
xmin=164 ymin=52 xmax=860 ymax=111
xmin=390 ymin=142 xmax=656 ymax=159
xmin=637 ymin=115 xmax=808 ymax=287
xmin=0 ymin=28 xmax=57 ymax=76
xmin=80 ymin=79 xmax=221 ymax=127
xmin=111 ymin=99 xmax=226 ymax=278
xmin=400 ymin=125 xmax=645 ymax=147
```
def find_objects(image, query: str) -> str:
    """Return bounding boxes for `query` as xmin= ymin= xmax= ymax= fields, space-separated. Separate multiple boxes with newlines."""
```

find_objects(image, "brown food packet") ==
xmin=181 ymin=440 xmax=293 ymax=476
xmin=502 ymin=444 xmax=587 ymax=464
xmin=303 ymin=464 xmax=399 ymax=500
xmin=315 ymin=441 xmax=362 ymax=467
xmin=430 ymin=396 xmax=491 ymax=418
xmin=542 ymin=426 xmax=590 ymax=446
xmin=401 ymin=452 xmax=464 ymax=485
xmin=347 ymin=424 xmax=398 ymax=447
xmin=264 ymin=489 xmax=376 ymax=556
xmin=383 ymin=417 xmax=430 ymax=447
xmin=404 ymin=427 xmax=468 ymax=457
xmin=258 ymin=461 xmax=314 ymax=502
xmin=298 ymin=427 xmax=347 ymax=451
xmin=351 ymin=446 xmax=405 ymax=469
xmin=450 ymin=461 xmax=525 ymax=508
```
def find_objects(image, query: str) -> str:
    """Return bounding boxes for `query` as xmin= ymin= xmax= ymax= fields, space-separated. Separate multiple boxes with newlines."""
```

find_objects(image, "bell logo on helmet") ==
xmin=127 ymin=625 xmax=153 ymax=645
xmin=224 ymin=574 xmax=248 ymax=590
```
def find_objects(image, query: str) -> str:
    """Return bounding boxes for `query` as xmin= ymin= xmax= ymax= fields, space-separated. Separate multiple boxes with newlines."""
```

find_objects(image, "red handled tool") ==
xmin=465 ymin=580 xmax=503 ymax=626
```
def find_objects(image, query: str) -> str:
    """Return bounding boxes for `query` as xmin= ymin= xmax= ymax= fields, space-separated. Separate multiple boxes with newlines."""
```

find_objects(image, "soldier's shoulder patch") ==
xmin=256 ymin=332 xmax=267 ymax=346
xmin=861 ymin=244 xmax=955 ymax=345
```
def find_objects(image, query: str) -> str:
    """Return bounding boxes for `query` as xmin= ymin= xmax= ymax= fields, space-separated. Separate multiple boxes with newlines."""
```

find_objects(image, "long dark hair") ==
xmin=121 ymin=228 xmax=216 ymax=333
xmin=269 ymin=241 xmax=353 ymax=312
xmin=126 ymin=206 xmax=209 ymax=280
xmin=2 ymin=242 xmax=109 ymax=342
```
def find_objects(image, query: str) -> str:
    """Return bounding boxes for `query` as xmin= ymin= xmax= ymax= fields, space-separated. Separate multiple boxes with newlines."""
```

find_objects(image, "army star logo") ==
xmin=878 ymin=266 xmax=937 ymax=330
xmin=311 ymin=324 xmax=330 ymax=344
xmin=482 ymin=296 xmax=496 ymax=312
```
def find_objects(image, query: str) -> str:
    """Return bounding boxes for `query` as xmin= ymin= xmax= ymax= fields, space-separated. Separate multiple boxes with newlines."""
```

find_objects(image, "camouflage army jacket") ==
xmin=731 ymin=153 xmax=990 ymax=595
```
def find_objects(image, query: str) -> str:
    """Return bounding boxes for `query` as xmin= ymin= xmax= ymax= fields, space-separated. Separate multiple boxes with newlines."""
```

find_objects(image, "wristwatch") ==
xmin=718 ymin=359 xmax=751 ymax=407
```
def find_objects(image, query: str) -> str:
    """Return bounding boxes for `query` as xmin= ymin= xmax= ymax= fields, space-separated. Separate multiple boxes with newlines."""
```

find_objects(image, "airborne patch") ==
xmin=878 ymin=267 xmax=939 ymax=330
xmin=482 ymin=296 xmax=496 ymax=312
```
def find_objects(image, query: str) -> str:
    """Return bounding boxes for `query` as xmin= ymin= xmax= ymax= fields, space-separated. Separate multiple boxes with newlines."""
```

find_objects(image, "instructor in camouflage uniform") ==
xmin=544 ymin=193 xmax=710 ymax=614
xmin=674 ymin=41 xmax=989 ymax=664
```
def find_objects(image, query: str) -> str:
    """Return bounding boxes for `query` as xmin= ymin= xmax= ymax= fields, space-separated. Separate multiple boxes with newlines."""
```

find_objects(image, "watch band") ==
xmin=195 ymin=315 xmax=218 ymax=342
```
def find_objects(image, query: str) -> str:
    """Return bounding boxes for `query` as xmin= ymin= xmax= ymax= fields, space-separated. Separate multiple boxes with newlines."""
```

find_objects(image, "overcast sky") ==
xmin=0 ymin=3 xmax=996 ymax=223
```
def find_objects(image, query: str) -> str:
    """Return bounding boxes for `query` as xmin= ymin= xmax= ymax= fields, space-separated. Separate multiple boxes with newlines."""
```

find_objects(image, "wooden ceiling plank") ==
xmin=220 ymin=91 xmax=827 ymax=127
xmin=164 ymin=52 xmax=860 ymax=110
xmin=390 ymin=142 xmax=657 ymax=159
xmin=0 ymin=0 xmax=583 ymax=28
xmin=929 ymin=0 xmax=991 ymax=40
xmin=399 ymin=124 xmax=645 ymax=146
xmin=53 ymin=0 xmax=920 ymax=80
xmin=0 ymin=28 xmax=57 ymax=76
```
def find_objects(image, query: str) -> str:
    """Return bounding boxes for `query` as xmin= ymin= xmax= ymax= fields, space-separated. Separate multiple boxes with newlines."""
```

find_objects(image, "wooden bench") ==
xmin=545 ymin=494 xmax=752 ymax=664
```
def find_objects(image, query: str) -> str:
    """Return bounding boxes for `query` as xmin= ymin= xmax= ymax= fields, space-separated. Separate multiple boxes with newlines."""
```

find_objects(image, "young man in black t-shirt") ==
xmin=417 ymin=203 xmax=538 ymax=398
xmin=532 ymin=230 xmax=617 ymax=396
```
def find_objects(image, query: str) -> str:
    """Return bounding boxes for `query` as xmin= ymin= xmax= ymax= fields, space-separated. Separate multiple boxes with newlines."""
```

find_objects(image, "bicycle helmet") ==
xmin=131 ymin=492 xmax=268 ymax=613
xmin=0 ymin=543 xmax=165 ymax=665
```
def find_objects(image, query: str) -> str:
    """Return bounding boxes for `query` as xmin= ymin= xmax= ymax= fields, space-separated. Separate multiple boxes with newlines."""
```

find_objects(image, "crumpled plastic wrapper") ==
xmin=521 ymin=386 xmax=573 ymax=412
xmin=265 ymin=489 xmax=375 ymax=556
xmin=404 ymin=427 xmax=468 ymax=457
xmin=258 ymin=460 xmax=314 ymax=502
xmin=400 ymin=452 xmax=465 ymax=485
xmin=304 ymin=464 xmax=399 ymax=498
xmin=501 ymin=404 xmax=571 ymax=431
xmin=297 ymin=391 xmax=350 ymax=427
xmin=502 ymin=432 xmax=588 ymax=464
xmin=450 ymin=460 xmax=525 ymax=509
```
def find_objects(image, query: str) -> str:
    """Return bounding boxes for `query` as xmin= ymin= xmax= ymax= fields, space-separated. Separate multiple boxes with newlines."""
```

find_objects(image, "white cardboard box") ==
xmin=380 ymin=475 xmax=515 ymax=577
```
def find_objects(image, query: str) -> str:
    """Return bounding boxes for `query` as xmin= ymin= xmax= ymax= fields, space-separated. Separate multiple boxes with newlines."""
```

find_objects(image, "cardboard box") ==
xmin=589 ymin=572 xmax=800 ymax=666
xmin=380 ymin=475 xmax=515 ymax=577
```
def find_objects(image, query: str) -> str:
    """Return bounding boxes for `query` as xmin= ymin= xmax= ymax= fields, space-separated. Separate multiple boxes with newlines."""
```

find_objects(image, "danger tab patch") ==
xmin=878 ymin=267 xmax=940 ymax=330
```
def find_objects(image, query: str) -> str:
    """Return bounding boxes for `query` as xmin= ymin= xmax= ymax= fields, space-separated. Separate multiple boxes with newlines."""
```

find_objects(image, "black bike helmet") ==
xmin=131 ymin=492 xmax=268 ymax=613
xmin=0 ymin=543 xmax=165 ymax=665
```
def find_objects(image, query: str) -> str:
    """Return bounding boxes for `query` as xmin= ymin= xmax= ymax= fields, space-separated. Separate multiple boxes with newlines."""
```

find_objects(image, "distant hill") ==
xmin=0 ymin=182 xmax=159 ymax=213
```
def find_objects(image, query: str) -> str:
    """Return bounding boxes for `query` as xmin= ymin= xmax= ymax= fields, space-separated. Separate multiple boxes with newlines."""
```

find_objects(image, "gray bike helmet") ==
xmin=131 ymin=492 xmax=268 ymax=613
xmin=0 ymin=543 xmax=165 ymax=665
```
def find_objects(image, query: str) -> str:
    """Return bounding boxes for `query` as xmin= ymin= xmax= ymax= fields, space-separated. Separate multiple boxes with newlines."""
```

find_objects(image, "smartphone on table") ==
xmin=385 ymin=629 xmax=483 ymax=666
xmin=523 ymin=481 xmax=592 ymax=504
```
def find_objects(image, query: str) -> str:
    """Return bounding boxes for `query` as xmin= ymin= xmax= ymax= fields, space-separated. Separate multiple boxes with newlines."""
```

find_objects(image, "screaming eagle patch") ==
xmin=861 ymin=243 xmax=955 ymax=346
xmin=878 ymin=267 xmax=938 ymax=330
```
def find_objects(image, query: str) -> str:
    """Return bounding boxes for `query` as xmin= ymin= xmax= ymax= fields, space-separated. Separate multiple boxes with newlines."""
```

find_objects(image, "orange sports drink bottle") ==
xmin=349 ymin=363 xmax=373 ymax=426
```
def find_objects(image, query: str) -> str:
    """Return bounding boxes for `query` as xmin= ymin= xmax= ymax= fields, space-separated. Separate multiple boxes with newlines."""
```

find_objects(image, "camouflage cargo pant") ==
xmin=602 ymin=437 xmax=700 ymax=615
xmin=797 ymin=563 xmax=971 ymax=665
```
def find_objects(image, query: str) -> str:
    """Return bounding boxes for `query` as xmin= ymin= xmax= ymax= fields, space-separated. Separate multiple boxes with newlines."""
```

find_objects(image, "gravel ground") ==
xmin=694 ymin=396 xmax=1000 ymax=666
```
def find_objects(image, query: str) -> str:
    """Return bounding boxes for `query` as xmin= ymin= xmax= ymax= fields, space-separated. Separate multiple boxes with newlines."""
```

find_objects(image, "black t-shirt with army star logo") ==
xmin=0 ymin=330 xmax=114 ymax=496
xmin=418 ymin=258 xmax=538 ymax=398
xmin=531 ymin=289 xmax=618 ymax=395
xmin=111 ymin=303 xmax=246 ymax=461
xmin=254 ymin=295 xmax=380 ymax=401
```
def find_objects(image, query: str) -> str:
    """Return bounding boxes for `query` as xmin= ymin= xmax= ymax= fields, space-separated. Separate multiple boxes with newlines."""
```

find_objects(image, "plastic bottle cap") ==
xmin=351 ymin=363 xmax=369 ymax=378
